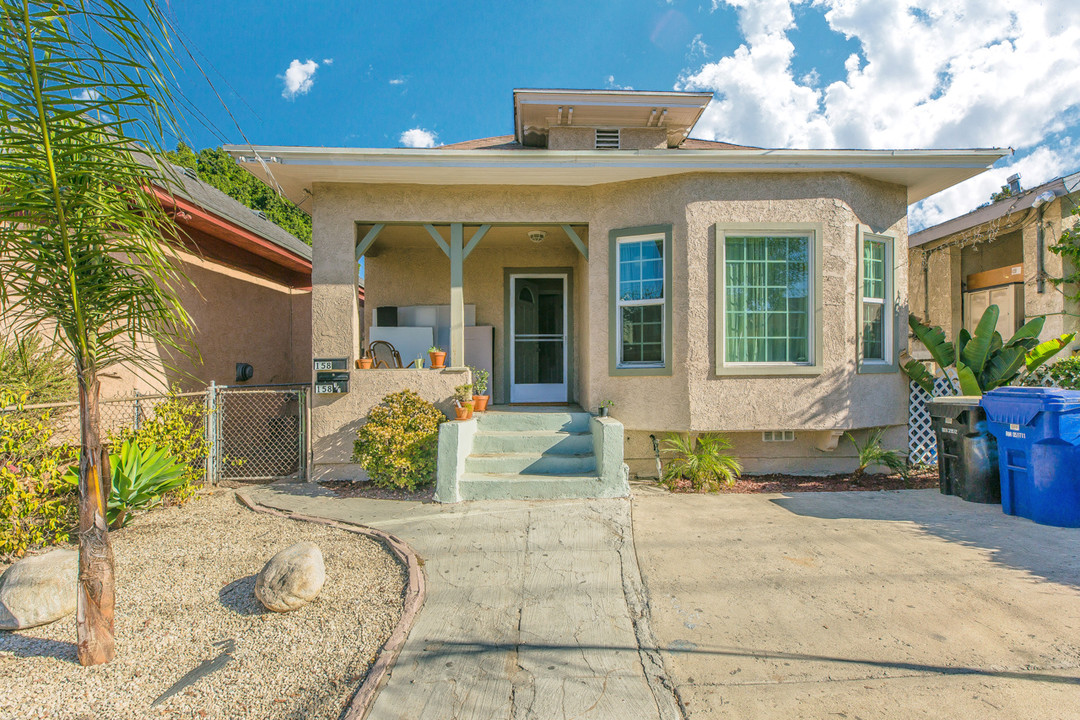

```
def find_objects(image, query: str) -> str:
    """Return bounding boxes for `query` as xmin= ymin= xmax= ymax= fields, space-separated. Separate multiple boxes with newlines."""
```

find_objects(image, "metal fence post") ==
xmin=205 ymin=381 xmax=217 ymax=485
xmin=133 ymin=388 xmax=141 ymax=431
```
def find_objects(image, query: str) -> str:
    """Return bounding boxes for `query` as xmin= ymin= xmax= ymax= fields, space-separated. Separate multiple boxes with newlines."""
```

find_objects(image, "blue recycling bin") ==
xmin=980 ymin=387 xmax=1080 ymax=527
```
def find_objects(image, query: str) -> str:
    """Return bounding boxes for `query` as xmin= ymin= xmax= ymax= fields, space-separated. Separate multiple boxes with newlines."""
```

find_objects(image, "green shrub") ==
xmin=109 ymin=391 xmax=209 ymax=503
xmin=63 ymin=439 xmax=186 ymax=528
xmin=470 ymin=367 xmax=489 ymax=396
xmin=1020 ymin=355 xmax=1080 ymax=390
xmin=0 ymin=335 xmax=74 ymax=404
xmin=660 ymin=433 xmax=742 ymax=492
xmin=353 ymin=389 xmax=445 ymax=491
xmin=0 ymin=390 xmax=78 ymax=559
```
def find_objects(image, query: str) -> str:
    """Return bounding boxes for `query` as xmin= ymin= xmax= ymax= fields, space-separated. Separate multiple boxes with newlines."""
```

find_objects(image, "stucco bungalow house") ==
xmin=908 ymin=170 xmax=1080 ymax=355
xmin=227 ymin=88 xmax=1005 ymax=499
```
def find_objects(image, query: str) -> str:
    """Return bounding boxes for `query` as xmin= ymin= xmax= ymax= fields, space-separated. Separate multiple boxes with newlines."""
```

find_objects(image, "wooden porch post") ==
xmin=450 ymin=223 xmax=465 ymax=368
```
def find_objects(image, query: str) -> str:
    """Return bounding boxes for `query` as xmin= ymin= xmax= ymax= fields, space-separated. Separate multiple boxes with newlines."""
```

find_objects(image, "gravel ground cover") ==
xmin=0 ymin=489 xmax=406 ymax=720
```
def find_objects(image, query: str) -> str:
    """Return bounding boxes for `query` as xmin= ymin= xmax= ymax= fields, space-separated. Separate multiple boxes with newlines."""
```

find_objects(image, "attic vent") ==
xmin=595 ymin=128 xmax=620 ymax=150
xmin=762 ymin=431 xmax=795 ymax=442
xmin=182 ymin=167 xmax=199 ymax=181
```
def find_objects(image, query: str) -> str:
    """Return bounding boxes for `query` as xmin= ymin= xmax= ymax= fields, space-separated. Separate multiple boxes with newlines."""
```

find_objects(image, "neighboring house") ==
xmin=908 ymin=171 xmax=1080 ymax=356
xmin=227 ymin=88 xmax=1005 ymax=484
xmin=1 ymin=161 xmax=315 ymax=400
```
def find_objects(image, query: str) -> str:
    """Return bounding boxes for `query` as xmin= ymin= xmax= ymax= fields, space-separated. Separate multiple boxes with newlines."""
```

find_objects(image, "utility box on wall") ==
xmin=964 ymin=281 xmax=1024 ymax=338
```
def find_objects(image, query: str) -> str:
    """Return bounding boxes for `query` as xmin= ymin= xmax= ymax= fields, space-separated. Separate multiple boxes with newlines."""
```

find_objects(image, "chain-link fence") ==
xmin=2 ymin=384 xmax=308 ymax=484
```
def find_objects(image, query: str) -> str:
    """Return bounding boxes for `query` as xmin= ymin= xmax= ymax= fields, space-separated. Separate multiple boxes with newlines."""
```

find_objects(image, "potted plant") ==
xmin=598 ymin=400 xmax=614 ymax=417
xmin=453 ymin=384 xmax=474 ymax=420
xmin=429 ymin=346 xmax=447 ymax=369
xmin=471 ymin=367 xmax=490 ymax=412
xmin=358 ymin=349 xmax=372 ymax=370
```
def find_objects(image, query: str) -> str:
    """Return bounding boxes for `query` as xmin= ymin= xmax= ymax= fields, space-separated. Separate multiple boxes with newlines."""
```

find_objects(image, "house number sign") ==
xmin=313 ymin=358 xmax=349 ymax=394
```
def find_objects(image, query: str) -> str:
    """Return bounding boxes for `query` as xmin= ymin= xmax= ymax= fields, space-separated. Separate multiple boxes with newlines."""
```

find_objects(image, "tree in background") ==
xmin=0 ymin=0 xmax=194 ymax=665
xmin=167 ymin=143 xmax=312 ymax=244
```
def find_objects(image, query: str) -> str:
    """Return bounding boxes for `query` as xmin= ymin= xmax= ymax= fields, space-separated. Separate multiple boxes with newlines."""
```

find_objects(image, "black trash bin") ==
xmin=927 ymin=396 xmax=1000 ymax=503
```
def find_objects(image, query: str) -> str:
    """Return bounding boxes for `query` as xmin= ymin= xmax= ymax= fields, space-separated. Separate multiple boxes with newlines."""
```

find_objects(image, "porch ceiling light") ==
xmin=528 ymin=230 xmax=546 ymax=244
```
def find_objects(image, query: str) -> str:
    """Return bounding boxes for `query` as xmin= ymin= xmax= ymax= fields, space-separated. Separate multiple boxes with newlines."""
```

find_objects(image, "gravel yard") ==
xmin=0 ymin=489 xmax=407 ymax=720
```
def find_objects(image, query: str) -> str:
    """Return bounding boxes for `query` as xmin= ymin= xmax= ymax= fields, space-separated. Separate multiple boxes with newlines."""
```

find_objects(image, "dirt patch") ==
xmin=319 ymin=481 xmax=436 ymax=503
xmin=663 ymin=469 xmax=940 ymax=494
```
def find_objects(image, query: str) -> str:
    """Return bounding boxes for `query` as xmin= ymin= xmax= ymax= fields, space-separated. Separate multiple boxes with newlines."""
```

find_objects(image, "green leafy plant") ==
xmin=1020 ymin=355 xmax=1080 ymax=390
xmin=846 ymin=428 xmax=908 ymax=484
xmin=0 ymin=390 xmax=78 ymax=559
xmin=0 ymin=335 xmax=75 ymax=404
xmin=1048 ymin=205 xmax=1080 ymax=301
xmin=470 ymin=367 xmax=489 ymax=396
xmin=109 ymin=391 xmax=209 ymax=503
xmin=600 ymin=400 xmax=614 ymax=409
xmin=903 ymin=306 xmax=1074 ymax=396
xmin=63 ymin=440 xmax=185 ymax=529
xmin=429 ymin=346 xmax=443 ymax=354
xmin=353 ymin=390 xmax=446 ymax=491
xmin=659 ymin=433 xmax=742 ymax=492
xmin=453 ymin=384 xmax=474 ymax=403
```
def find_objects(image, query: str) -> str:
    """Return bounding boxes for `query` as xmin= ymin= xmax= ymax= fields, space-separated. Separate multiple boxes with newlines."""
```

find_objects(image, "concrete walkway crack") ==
xmin=509 ymin=513 xmax=536 ymax=719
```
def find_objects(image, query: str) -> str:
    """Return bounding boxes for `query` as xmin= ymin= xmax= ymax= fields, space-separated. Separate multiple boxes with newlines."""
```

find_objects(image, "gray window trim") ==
xmin=856 ymin=226 xmax=899 ymax=374
xmin=715 ymin=223 xmax=824 ymax=376
xmin=609 ymin=224 xmax=673 ymax=377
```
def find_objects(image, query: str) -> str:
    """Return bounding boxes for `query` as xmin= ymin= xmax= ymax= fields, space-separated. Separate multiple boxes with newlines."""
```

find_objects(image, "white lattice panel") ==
xmin=907 ymin=374 xmax=958 ymax=466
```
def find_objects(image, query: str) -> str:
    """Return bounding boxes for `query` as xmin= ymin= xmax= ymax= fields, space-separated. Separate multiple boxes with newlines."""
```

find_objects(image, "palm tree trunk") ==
xmin=75 ymin=366 xmax=115 ymax=666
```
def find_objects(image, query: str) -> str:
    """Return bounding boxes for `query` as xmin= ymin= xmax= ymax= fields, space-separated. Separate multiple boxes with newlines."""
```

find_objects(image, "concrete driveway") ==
xmin=632 ymin=487 xmax=1080 ymax=719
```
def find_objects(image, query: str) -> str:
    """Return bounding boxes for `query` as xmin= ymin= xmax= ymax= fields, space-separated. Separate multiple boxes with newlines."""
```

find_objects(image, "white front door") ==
xmin=510 ymin=274 xmax=568 ymax=403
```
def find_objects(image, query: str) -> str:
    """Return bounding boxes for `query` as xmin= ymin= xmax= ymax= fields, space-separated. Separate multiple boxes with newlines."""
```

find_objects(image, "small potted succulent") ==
xmin=429 ymin=346 xmax=447 ymax=369
xmin=598 ymin=400 xmax=614 ymax=417
xmin=453 ymin=383 xmax=474 ymax=420
xmin=357 ymin=349 xmax=373 ymax=370
xmin=471 ymin=366 xmax=490 ymax=412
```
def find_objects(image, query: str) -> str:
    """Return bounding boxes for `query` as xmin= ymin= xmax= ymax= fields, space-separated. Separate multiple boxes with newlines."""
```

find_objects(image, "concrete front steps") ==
xmin=435 ymin=407 xmax=628 ymax=502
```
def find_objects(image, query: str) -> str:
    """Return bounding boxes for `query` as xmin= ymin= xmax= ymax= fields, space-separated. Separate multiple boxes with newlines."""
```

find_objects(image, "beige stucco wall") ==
xmin=547 ymin=127 xmax=596 ymax=151
xmin=310 ymin=171 xmax=910 ymax=474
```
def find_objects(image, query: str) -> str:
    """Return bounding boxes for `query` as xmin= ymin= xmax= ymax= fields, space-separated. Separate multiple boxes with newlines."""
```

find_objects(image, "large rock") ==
xmin=0 ymin=549 xmax=78 ymax=630
xmin=254 ymin=541 xmax=325 ymax=612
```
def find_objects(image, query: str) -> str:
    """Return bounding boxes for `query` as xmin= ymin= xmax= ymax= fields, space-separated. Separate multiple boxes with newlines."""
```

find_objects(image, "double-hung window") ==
xmin=609 ymin=225 xmax=673 ymax=375
xmin=857 ymin=228 xmax=896 ymax=372
xmin=716 ymin=224 xmax=823 ymax=375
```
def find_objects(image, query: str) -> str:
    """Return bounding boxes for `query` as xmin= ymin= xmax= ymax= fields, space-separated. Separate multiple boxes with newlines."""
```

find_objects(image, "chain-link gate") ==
xmin=207 ymin=384 xmax=308 ymax=482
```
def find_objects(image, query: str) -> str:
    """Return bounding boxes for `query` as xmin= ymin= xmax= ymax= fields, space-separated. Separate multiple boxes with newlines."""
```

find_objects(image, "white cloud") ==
xmin=399 ymin=127 xmax=438 ymax=148
xmin=280 ymin=59 xmax=320 ymax=100
xmin=389 ymin=77 xmax=407 ymax=85
xmin=688 ymin=33 xmax=709 ymax=59
xmin=678 ymin=1 xmax=1080 ymax=217
xmin=73 ymin=89 xmax=101 ymax=101
xmin=605 ymin=75 xmax=634 ymax=90
xmin=322 ymin=58 xmax=333 ymax=65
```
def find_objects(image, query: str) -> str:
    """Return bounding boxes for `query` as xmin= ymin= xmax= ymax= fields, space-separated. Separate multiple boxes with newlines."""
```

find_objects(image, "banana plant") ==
xmin=903 ymin=306 xmax=1075 ymax=397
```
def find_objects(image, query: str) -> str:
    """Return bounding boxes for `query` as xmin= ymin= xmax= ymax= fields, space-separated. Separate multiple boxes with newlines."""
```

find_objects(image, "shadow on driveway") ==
xmin=770 ymin=489 xmax=1080 ymax=590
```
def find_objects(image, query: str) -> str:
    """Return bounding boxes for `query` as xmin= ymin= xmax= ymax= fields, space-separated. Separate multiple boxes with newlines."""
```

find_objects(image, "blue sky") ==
xmin=162 ymin=0 xmax=1080 ymax=229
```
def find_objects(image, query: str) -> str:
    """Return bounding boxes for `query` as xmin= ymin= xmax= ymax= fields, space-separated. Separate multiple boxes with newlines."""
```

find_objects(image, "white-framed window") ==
xmin=857 ymin=228 xmax=897 ymax=372
xmin=762 ymin=431 xmax=795 ymax=442
xmin=616 ymin=233 xmax=666 ymax=368
xmin=715 ymin=224 xmax=823 ymax=376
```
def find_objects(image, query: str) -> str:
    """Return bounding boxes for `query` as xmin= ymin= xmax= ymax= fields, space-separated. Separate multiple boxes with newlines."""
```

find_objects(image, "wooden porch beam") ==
xmin=463 ymin=224 xmax=490 ymax=259
xmin=355 ymin=223 xmax=385 ymax=262
xmin=449 ymin=223 xmax=465 ymax=368
xmin=424 ymin=223 xmax=451 ymax=257
xmin=562 ymin=224 xmax=588 ymax=260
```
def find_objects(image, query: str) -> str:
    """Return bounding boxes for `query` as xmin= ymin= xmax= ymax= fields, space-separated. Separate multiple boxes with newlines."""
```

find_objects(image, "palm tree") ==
xmin=0 ymin=1 xmax=193 ymax=665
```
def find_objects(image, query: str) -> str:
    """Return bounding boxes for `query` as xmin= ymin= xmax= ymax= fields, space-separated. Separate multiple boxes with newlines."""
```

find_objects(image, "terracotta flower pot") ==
xmin=429 ymin=351 xmax=447 ymax=369
xmin=359 ymin=357 xmax=373 ymax=370
xmin=454 ymin=405 xmax=469 ymax=420
xmin=464 ymin=402 xmax=474 ymax=419
xmin=472 ymin=395 xmax=489 ymax=412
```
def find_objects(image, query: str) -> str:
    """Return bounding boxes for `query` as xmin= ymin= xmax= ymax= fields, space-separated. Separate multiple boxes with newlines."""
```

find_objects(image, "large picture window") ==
xmin=857 ymin=228 xmax=897 ymax=373
xmin=609 ymin=225 xmax=673 ymax=376
xmin=716 ymin=224 xmax=823 ymax=376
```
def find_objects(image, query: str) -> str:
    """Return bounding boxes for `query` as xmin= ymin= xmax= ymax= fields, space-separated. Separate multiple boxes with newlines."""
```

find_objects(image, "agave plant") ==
xmin=847 ymin=428 xmax=908 ymax=484
xmin=904 ymin=305 xmax=1074 ymax=397
xmin=64 ymin=440 xmax=186 ymax=529
xmin=660 ymin=433 xmax=742 ymax=492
